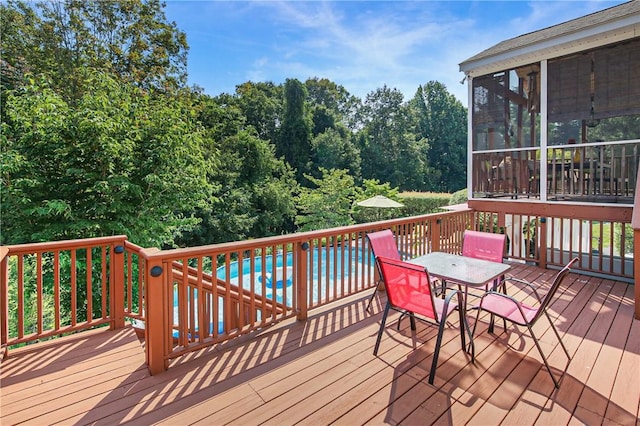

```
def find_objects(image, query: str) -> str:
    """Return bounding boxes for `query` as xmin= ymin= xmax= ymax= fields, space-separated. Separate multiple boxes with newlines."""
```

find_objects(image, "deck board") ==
xmin=1 ymin=263 xmax=638 ymax=425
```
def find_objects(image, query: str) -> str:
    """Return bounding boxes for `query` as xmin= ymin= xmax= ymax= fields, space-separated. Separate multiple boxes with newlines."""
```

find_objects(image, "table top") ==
xmin=408 ymin=252 xmax=511 ymax=287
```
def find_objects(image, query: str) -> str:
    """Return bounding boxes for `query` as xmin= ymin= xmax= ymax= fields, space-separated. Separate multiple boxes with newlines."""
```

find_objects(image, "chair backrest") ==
xmin=462 ymin=230 xmax=506 ymax=263
xmin=366 ymin=229 xmax=401 ymax=261
xmin=376 ymin=256 xmax=438 ymax=321
xmin=532 ymin=257 xmax=579 ymax=324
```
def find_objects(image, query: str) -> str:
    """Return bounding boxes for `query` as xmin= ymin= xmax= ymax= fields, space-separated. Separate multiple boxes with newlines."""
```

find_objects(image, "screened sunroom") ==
xmin=461 ymin=2 xmax=640 ymax=205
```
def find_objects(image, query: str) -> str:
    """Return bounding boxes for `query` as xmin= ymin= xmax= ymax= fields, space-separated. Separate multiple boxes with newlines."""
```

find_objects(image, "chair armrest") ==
xmin=443 ymin=287 xmax=460 ymax=303
xmin=502 ymin=276 xmax=543 ymax=303
xmin=442 ymin=287 xmax=463 ymax=313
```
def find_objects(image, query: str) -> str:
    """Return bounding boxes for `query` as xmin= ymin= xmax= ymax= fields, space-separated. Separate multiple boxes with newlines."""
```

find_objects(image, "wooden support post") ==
xmin=144 ymin=250 xmax=167 ymax=374
xmin=432 ymin=219 xmax=442 ymax=253
xmin=110 ymin=240 xmax=126 ymax=330
xmin=539 ymin=217 xmax=548 ymax=269
xmin=0 ymin=247 xmax=9 ymax=357
xmin=296 ymin=241 xmax=309 ymax=321
xmin=635 ymin=229 xmax=640 ymax=320
xmin=631 ymin=167 xmax=640 ymax=320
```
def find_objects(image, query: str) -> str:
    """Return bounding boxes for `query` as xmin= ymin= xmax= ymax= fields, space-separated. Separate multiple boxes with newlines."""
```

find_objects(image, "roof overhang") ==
xmin=460 ymin=15 xmax=640 ymax=78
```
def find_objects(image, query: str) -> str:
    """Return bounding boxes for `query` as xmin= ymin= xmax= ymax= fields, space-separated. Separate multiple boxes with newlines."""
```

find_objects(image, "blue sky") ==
xmin=163 ymin=0 xmax=627 ymax=104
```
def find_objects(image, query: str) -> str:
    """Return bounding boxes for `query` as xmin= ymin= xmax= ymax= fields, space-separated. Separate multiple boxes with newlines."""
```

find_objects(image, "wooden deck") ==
xmin=1 ymin=263 xmax=639 ymax=425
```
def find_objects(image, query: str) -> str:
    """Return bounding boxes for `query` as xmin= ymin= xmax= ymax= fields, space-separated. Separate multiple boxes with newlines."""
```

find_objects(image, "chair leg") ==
xmin=440 ymin=280 xmax=447 ymax=299
xmin=458 ymin=306 xmax=474 ymax=361
xmin=528 ymin=325 xmax=562 ymax=388
xmin=471 ymin=302 xmax=482 ymax=342
xmin=457 ymin=307 xmax=466 ymax=350
xmin=409 ymin=313 xmax=416 ymax=330
xmin=429 ymin=320 xmax=448 ymax=385
xmin=488 ymin=279 xmax=507 ymax=333
xmin=373 ymin=303 xmax=391 ymax=356
xmin=365 ymin=284 xmax=379 ymax=312
xmin=500 ymin=278 xmax=507 ymax=331
xmin=545 ymin=311 xmax=571 ymax=360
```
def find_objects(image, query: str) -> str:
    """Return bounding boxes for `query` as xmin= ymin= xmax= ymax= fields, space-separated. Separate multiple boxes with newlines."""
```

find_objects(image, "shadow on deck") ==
xmin=1 ymin=263 xmax=638 ymax=425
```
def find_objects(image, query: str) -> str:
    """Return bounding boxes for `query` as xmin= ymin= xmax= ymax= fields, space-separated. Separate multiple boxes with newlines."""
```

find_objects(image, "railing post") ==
xmin=539 ymin=217 xmax=547 ymax=268
xmin=111 ymin=241 xmax=126 ymax=330
xmin=634 ymin=229 xmax=640 ymax=320
xmin=632 ymin=167 xmax=640 ymax=320
xmin=296 ymin=241 xmax=309 ymax=321
xmin=0 ymin=247 xmax=9 ymax=357
xmin=144 ymin=250 xmax=167 ymax=374
xmin=432 ymin=219 xmax=442 ymax=252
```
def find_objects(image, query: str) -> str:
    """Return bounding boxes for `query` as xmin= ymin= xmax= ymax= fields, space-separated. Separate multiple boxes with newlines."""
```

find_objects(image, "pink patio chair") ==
xmin=462 ymin=230 xmax=506 ymax=266
xmin=439 ymin=230 xmax=507 ymax=296
xmin=365 ymin=230 xmax=402 ymax=312
xmin=472 ymin=257 xmax=579 ymax=388
xmin=461 ymin=230 xmax=508 ymax=329
xmin=366 ymin=230 xmax=441 ymax=312
xmin=462 ymin=229 xmax=507 ymax=289
xmin=373 ymin=256 xmax=470 ymax=385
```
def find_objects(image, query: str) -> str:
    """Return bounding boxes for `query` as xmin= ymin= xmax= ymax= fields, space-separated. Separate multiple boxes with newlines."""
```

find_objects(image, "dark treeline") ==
xmin=1 ymin=0 xmax=467 ymax=248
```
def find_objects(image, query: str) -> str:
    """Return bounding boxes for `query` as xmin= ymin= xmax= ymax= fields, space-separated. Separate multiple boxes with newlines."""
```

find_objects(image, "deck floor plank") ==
xmin=537 ymin=274 xmax=619 ymax=425
xmin=229 ymin=311 xmax=450 ymax=425
xmin=300 ymin=324 xmax=467 ymax=425
xmin=1 ymin=263 xmax=638 ymax=426
xmin=574 ymin=279 xmax=631 ymax=421
xmin=497 ymin=273 xmax=601 ymax=425
xmin=447 ymin=272 xmax=589 ymax=424
xmin=299 ymin=323 xmax=463 ymax=425
xmin=604 ymin=284 xmax=640 ymax=425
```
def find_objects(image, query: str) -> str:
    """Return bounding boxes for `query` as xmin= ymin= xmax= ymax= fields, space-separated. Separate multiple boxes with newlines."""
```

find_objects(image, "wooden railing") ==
xmin=472 ymin=140 xmax=640 ymax=203
xmin=470 ymin=200 xmax=634 ymax=280
xmin=122 ymin=241 xmax=147 ymax=322
xmin=141 ymin=210 xmax=475 ymax=373
xmin=0 ymin=210 xmax=474 ymax=370
xmin=0 ymin=236 xmax=129 ymax=353
xmin=2 ymin=202 xmax=637 ymax=371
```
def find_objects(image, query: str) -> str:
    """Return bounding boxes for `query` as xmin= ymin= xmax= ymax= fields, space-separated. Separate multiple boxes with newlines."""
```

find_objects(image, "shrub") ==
xmin=399 ymin=192 xmax=452 ymax=216
xmin=449 ymin=188 xmax=468 ymax=205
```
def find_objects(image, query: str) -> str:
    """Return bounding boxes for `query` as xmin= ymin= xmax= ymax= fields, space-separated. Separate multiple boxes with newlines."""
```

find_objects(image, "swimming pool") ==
xmin=215 ymin=246 xmax=369 ymax=302
xmin=173 ymin=245 xmax=370 ymax=338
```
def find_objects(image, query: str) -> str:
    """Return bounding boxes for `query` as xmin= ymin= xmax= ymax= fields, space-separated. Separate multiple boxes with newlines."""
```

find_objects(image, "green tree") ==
xmin=411 ymin=81 xmax=467 ymax=192
xmin=305 ymin=77 xmax=360 ymax=131
xmin=295 ymin=168 xmax=357 ymax=232
xmin=587 ymin=115 xmax=640 ymax=141
xmin=1 ymin=71 xmax=211 ymax=246
xmin=278 ymin=78 xmax=312 ymax=184
xmin=234 ymin=81 xmax=283 ymax=143
xmin=1 ymin=0 xmax=188 ymax=102
xmin=311 ymin=128 xmax=361 ymax=181
xmin=182 ymin=128 xmax=298 ymax=245
xmin=177 ymin=92 xmax=298 ymax=245
xmin=358 ymin=85 xmax=429 ymax=190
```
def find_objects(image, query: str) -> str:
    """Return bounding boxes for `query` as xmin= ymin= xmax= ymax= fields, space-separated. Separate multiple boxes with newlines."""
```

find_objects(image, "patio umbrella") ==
xmin=356 ymin=195 xmax=404 ymax=208
xmin=356 ymin=195 xmax=404 ymax=221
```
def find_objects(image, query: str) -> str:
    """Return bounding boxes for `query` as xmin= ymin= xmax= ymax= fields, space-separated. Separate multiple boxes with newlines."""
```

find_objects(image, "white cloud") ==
xmin=167 ymin=0 xmax=628 ymax=103
xmin=248 ymin=1 xmax=465 ymax=100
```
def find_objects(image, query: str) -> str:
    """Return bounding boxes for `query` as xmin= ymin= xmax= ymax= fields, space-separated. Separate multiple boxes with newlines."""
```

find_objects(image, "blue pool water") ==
xmin=218 ymin=251 xmax=295 ymax=290
xmin=173 ymin=246 xmax=369 ymax=337
xmin=215 ymin=246 xmax=369 ymax=298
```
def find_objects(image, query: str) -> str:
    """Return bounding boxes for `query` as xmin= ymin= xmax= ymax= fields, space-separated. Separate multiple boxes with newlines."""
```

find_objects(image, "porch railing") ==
xmin=141 ymin=210 xmax=475 ymax=373
xmin=0 ymin=236 xmax=129 ymax=351
xmin=470 ymin=200 xmax=634 ymax=279
xmin=2 ymin=203 xmax=636 ymax=372
xmin=472 ymin=139 xmax=640 ymax=203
